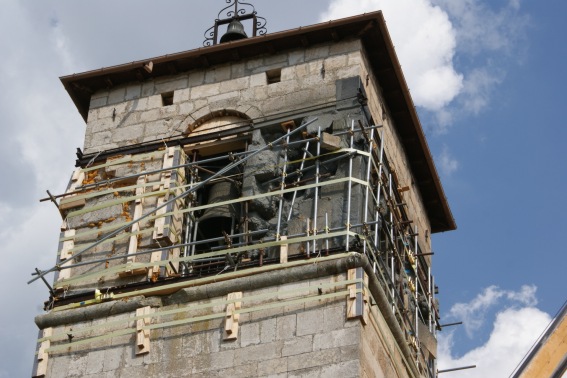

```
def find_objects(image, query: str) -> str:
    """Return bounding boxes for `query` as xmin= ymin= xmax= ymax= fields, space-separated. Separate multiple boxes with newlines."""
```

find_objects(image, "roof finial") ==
xmin=203 ymin=0 xmax=267 ymax=46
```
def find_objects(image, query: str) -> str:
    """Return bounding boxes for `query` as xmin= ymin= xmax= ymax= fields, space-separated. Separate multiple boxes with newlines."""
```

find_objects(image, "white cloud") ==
xmin=438 ymin=306 xmax=551 ymax=377
xmin=320 ymin=0 xmax=463 ymax=113
xmin=0 ymin=2 xmax=85 ymax=376
xmin=433 ymin=0 xmax=528 ymax=56
xmin=321 ymin=0 xmax=528 ymax=130
xmin=448 ymin=285 xmax=538 ymax=337
xmin=437 ymin=145 xmax=459 ymax=177
xmin=460 ymin=67 xmax=505 ymax=114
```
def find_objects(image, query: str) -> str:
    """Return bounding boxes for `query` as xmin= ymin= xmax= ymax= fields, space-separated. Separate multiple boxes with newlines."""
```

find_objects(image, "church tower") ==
xmin=31 ymin=3 xmax=455 ymax=377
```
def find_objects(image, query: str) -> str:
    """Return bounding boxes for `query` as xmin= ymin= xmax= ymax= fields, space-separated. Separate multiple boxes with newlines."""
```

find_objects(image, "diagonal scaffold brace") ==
xmin=28 ymin=118 xmax=318 ymax=286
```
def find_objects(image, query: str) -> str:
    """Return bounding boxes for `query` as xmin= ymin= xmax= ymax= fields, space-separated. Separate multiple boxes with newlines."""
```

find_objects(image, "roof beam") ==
xmin=167 ymin=62 xmax=178 ymax=75
xmin=71 ymin=82 xmax=93 ymax=94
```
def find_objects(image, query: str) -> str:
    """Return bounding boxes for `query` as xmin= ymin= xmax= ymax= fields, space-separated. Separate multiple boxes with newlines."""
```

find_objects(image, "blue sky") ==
xmin=0 ymin=1 xmax=565 ymax=377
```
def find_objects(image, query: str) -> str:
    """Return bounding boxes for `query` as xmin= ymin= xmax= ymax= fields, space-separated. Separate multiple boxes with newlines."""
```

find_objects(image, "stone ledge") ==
xmin=35 ymin=296 xmax=162 ymax=329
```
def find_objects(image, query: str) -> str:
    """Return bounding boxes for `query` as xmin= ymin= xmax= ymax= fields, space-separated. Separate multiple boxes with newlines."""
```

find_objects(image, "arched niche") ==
xmin=184 ymin=110 xmax=251 ymax=157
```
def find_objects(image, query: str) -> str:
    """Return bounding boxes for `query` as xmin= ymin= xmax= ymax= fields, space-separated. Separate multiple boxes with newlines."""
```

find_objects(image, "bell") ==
xmin=220 ymin=19 xmax=248 ymax=43
xmin=198 ymin=181 xmax=240 ymax=242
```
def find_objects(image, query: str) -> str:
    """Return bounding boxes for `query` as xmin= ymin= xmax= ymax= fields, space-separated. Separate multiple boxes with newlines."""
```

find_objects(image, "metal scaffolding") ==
xmin=32 ymin=108 xmax=440 ymax=376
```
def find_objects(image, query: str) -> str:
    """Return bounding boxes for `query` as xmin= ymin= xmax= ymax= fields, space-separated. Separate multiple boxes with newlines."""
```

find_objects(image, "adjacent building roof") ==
xmin=59 ymin=11 xmax=456 ymax=233
xmin=511 ymin=301 xmax=567 ymax=378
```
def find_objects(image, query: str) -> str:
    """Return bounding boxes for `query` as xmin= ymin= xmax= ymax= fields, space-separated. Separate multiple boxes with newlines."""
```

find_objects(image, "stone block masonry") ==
xmin=36 ymin=256 xmax=413 ymax=378
xmin=33 ymin=13 xmax=458 ymax=378
xmin=83 ymin=39 xmax=363 ymax=155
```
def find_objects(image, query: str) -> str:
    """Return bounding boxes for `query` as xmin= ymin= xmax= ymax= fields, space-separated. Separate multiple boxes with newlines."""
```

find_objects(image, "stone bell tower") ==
xmin=30 ymin=2 xmax=455 ymax=377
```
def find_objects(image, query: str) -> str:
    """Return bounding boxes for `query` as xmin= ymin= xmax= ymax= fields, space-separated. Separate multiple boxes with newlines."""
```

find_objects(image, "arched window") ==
xmin=185 ymin=110 xmax=251 ymax=157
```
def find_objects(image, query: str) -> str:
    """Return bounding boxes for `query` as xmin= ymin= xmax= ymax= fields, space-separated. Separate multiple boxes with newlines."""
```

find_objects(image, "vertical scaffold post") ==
xmin=325 ymin=213 xmax=329 ymax=255
xmin=190 ymin=219 xmax=199 ymax=257
xmin=389 ymin=173 xmax=395 ymax=314
xmin=362 ymin=127 xmax=376 ymax=256
xmin=287 ymin=141 xmax=310 ymax=221
xmin=276 ymin=124 xmax=292 ymax=241
xmin=414 ymin=225 xmax=419 ymax=346
xmin=391 ymin=251 xmax=395 ymax=314
xmin=183 ymin=152 xmax=198 ymax=258
xmin=432 ymin=274 xmax=437 ymax=337
xmin=345 ymin=119 xmax=355 ymax=251
xmin=428 ymin=266 xmax=433 ymax=333
xmin=374 ymin=130 xmax=385 ymax=250
xmin=312 ymin=126 xmax=321 ymax=255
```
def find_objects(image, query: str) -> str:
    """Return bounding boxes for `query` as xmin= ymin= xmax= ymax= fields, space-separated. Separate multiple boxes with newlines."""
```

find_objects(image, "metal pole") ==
xmin=325 ymin=212 xmax=329 ymax=255
xmin=391 ymin=254 xmax=395 ymax=314
xmin=362 ymin=127 xmax=375 ymax=256
xmin=287 ymin=141 xmax=310 ymax=221
xmin=54 ymin=229 xmax=270 ymax=271
xmin=414 ymin=225 xmax=419 ymax=342
xmin=429 ymin=266 xmax=433 ymax=332
xmin=437 ymin=365 xmax=477 ymax=374
xmin=276 ymin=125 xmax=292 ymax=241
xmin=374 ymin=130 xmax=384 ymax=251
xmin=183 ymin=152 xmax=197 ymax=258
xmin=312 ymin=127 xmax=321 ymax=255
xmin=55 ymin=218 xmax=384 ymax=274
xmin=190 ymin=220 xmax=199 ymax=258
xmin=389 ymin=172 xmax=395 ymax=313
xmin=267 ymin=148 xmax=352 ymax=187
xmin=345 ymin=120 xmax=355 ymax=251
xmin=333 ymin=124 xmax=382 ymax=137
xmin=439 ymin=322 xmax=463 ymax=328
xmin=306 ymin=218 xmax=310 ymax=257
xmin=30 ymin=118 xmax=317 ymax=285
xmin=42 ymin=137 xmax=324 ymax=203
xmin=432 ymin=274 xmax=437 ymax=336
xmin=75 ymin=151 xmax=251 ymax=192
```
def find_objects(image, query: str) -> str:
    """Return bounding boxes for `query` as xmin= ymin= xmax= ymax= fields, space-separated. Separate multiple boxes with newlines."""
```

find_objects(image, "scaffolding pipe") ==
xmin=345 ymin=120 xmax=355 ymax=251
xmin=325 ymin=213 xmax=329 ymax=255
xmin=432 ymin=274 xmax=437 ymax=336
xmin=388 ymin=173 xmax=396 ymax=313
xmin=74 ymin=151 xmax=250 ymax=192
xmin=183 ymin=153 xmax=198 ymax=258
xmin=333 ymin=124 xmax=382 ymax=137
xmin=362 ymin=127 xmax=375 ymax=256
xmin=374 ymin=130 xmax=385 ymax=250
xmin=276 ymin=125 xmax=292 ymax=240
xmin=287 ymin=141 xmax=310 ymax=221
xmin=44 ymin=137 xmax=321 ymax=202
xmin=391 ymin=254 xmax=395 ymax=314
xmin=190 ymin=219 xmax=200 ymax=257
xmin=428 ymin=267 xmax=433 ymax=332
xmin=414 ymin=225 xmax=419 ymax=346
xmin=306 ymin=218 xmax=310 ymax=257
xmin=29 ymin=118 xmax=317 ymax=285
xmin=266 ymin=149 xmax=354 ymax=186
xmin=437 ymin=365 xmax=476 ymax=374
xmin=53 ymin=218 xmax=384 ymax=274
xmin=312 ymin=127 xmax=321 ymax=254
xmin=55 ymin=229 xmax=270 ymax=271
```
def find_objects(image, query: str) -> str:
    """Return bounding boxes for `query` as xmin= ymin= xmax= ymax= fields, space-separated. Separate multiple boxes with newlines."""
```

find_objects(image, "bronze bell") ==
xmin=198 ymin=181 xmax=239 ymax=241
xmin=220 ymin=19 xmax=248 ymax=43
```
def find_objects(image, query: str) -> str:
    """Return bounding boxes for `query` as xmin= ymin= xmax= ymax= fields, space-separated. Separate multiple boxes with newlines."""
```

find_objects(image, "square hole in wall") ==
xmin=266 ymin=68 xmax=282 ymax=84
xmin=161 ymin=91 xmax=174 ymax=106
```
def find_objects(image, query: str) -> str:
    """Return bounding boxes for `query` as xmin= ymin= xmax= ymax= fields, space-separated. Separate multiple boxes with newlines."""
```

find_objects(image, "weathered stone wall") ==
xmin=82 ymin=35 xmax=430 ymax=255
xmin=360 ymin=298 xmax=413 ymax=378
xmin=84 ymin=39 xmax=363 ymax=155
xmin=38 ymin=35 xmax=439 ymax=378
xmin=54 ymin=36 xmax=432 ymax=307
xmin=40 ymin=270 xmax=407 ymax=378
xmin=55 ymin=147 xmax=186 ymax=291
xmin=358 ymin=48 xmax=432 ymax=255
